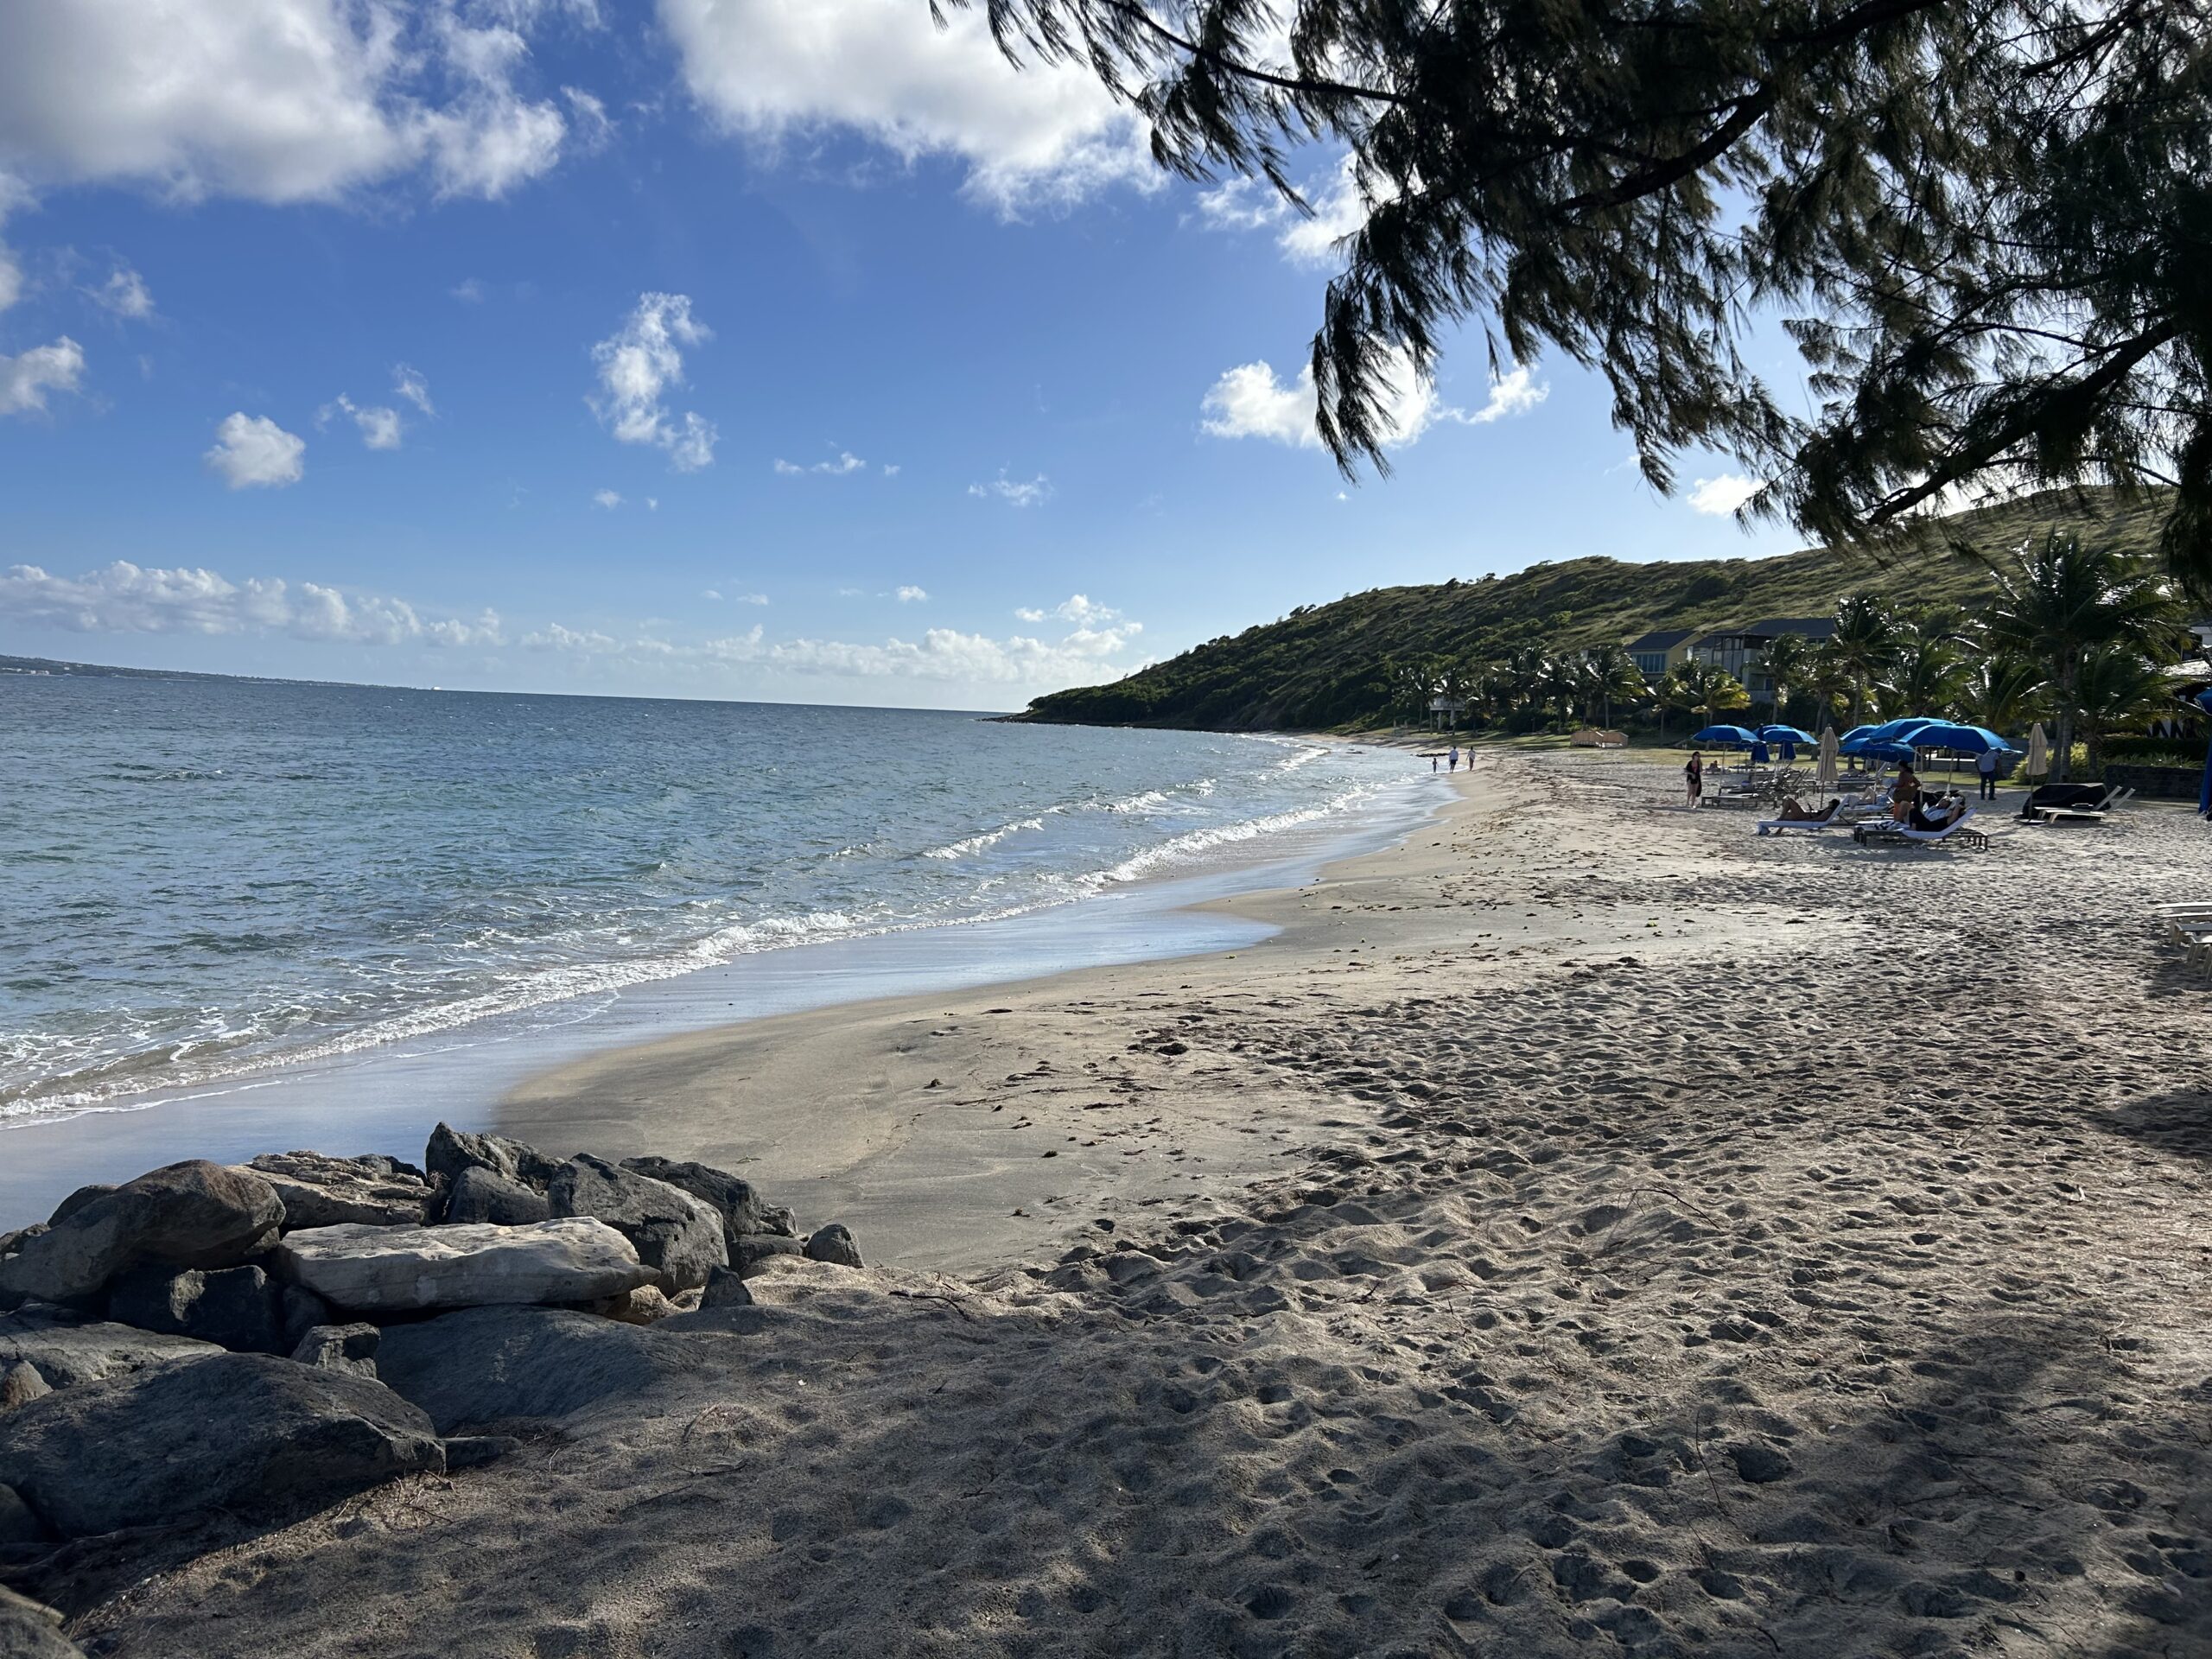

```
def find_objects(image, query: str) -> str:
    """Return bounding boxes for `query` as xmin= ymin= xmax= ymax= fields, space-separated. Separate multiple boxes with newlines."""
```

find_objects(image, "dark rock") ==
xmin=0 ymin=1484 xmax=45 ymax=1548
xmin=732 ymin=1235 xmax=804 ymax=1279
xmin=699 ymin=1265 xmax=753 ymax=1308
xmin=281 ymin=1285 xmax=333 ymax=1351
xmin=618 ymin=1157 xmax=797 ymax=1241
xmin=374 ymin=1305 xmax=688 ymax=1432
xmin=424 ymin=1123 xmax=561 ymax=1197
xmin=246 ymin=1152 xmax=432 ymax=1230
xmin=0 ymin=1363 xmax=49 ymax=1414
xmin=48 ymin=1186 xmax=115 ymax=1229
xmin=291 ymin=1322 xmax=379 ymax=1378
xmin=0 ymin=1586 xmax=78 ymax=1659
xmin=0 ymin=1305 xmax=221 ymax=1389
xmin=548 ymin=1154 xmax=726 ymax=1292
xmin=444 ymin=1166 xmax=551 ymax=1227
xmin=0 ymin=1226 xmax=46 ymax=1262
xmin=0 ymin=1161 xmax=282 ymax=1308
xmin=803 ymin=1223 xmax=863 ymax=1268
xmin=0 ymin=1352 xmax=442 ymax=1538
xmin=104 ymin=1264 xmax=288 ymax=1354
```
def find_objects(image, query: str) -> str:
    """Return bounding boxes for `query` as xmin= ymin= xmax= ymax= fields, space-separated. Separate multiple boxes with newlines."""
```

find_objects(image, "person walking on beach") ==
xmin=1449 ymin=745 xmax=1460 ymax=772
xmin=1976 ymin=747 xmax=1999 ymax=801
xmin=1685 ymin=750 xmax=1703 ymax=809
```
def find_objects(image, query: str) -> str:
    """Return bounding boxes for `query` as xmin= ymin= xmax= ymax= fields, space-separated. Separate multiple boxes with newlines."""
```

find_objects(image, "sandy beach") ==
xmin=52 ymin=747 xmax=2212 ymax=1656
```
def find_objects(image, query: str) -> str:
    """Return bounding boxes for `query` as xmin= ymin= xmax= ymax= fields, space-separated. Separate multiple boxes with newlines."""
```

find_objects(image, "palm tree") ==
xmin=2068 ymin=647 xmax=2171 ymax=776
xmin=1670 ymin=658 xmax=1750 ymax=728
xmin=1502 ymin=645 xmax=1548 ymax=722
xmin=1961 ymin=652 xmax=2046 ymax=734
xmin=1433 ymin=663 xmax=1477 ymax=732
xmin=1828 ymin=593 xmax=1899 ymax=725
xmin=1980 ymin=531 xmax=2183 ymax=781
xmin=1538 ymin=656 xmax=1582 ymax=731
xmin=1760 ymin=631 xmax=1813 ymax=721
xmin=1878 ymin=610 xmax=1971 ymax=720
xmin=1580 ymin=642 xmax=1646 ymax=731
xmin=1803 ymin=641 xmax=1853 ymax=732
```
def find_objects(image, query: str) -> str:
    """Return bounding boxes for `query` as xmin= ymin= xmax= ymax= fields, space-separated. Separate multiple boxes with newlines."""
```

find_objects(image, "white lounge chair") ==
xmin=2034 ymin=785 xmax=2135 ymax=824
xmin=1853 ymin=808 xmax=1986 ymax=849
xmin=1756 ymin=812 xmax=1852 ymax=836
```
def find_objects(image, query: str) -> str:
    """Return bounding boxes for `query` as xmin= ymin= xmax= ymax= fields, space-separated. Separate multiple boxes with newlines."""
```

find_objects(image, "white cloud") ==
xmin=773 ymin=449 xmax=866 ymax=476
xmin=320 ymin=393 xmax=402 ymax=449
xmin=91 ymin=264 xmax=154 ymax=319
xmin=561 ymin=86 xmax=612 ymax=151
xmin=0 ymin=1 xmax=577 ymax=205
xmin=1201 ymin=350 xmax=1541 ymax=452
xmin=1688 ymin=474 xmax=1762 ymax=516
xmin=967 ymin=471 xmax=1052 ymax=507
xmin=1017 ymin=594 xmax=1117 ymax=626
xmin=881 ymin=462 xmax=900 ymax=476
xmin=523 ymin=613 xmax=1146 ymax=688
xmin=593 ymin=487 xmax=622 ymax=508
xmin=588 ymin=291 xmax=716 ymax=471
xmin=0 ymin=559 xmax=501 ymax=645
xmin=0 ymin=336 xmax=85 ymax=416
xmin=392 ymin=363 xmax=434 ymax=416
xmin=657 ymin=0 xmax=1152 ymax=213
xmin=1193 ymin=177 xmax=1281 ymax=233
xmin=451 ymin=277 xmax=487 ymax=303
xmin=703 ymin=588 xmax=767 ymax=605
xmin=1194 ymin=156 xmax=1392 ymax=270
xmin=896 ymin=585 xmax=928 ymax=602
xmin=204 ymin=411 xmax=305 ymax=487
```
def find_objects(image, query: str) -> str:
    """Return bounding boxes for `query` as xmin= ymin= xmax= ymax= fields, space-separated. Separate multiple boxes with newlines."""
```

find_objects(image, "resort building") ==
xmin=1683 ymin=617 xmax=1836 ymax=703
xmin=1626 ymin=628 xmax=1700 ymax=678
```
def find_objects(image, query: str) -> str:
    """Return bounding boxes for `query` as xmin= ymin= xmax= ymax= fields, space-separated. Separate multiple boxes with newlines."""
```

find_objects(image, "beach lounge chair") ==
xmin=2034 ymin=785 xmax=2134 ymax=824
xmin=1853 ymin=808 xmax=1987 ymax=850
xmin=1756 ymin=807 xmax=1850 ymax=836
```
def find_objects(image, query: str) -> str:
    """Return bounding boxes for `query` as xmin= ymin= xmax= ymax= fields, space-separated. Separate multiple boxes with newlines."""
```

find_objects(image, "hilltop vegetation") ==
xmin=1021 ymin=492 xmax=2171 ymax=730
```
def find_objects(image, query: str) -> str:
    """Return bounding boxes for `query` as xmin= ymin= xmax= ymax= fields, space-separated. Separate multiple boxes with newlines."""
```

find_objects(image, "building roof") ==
xmin=1625 ymin=627 xmax=1699 ymax=652
xmin=1741 ymin=617 xmax=1838 ymax=640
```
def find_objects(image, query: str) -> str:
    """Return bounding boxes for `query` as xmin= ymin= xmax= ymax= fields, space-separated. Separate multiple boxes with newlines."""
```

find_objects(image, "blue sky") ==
xmin=0 ymin=0 xmax=1798 ymax=711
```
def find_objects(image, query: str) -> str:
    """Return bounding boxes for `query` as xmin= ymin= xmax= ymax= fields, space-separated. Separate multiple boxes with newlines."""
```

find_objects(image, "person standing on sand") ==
xmin=1449 ymin=744 xmax=1460 ymax=772
xmin=1685 ymin=750 xmax=1703 ymax=808
xmin=1976 ymin=747 xmax=1999 ymax=801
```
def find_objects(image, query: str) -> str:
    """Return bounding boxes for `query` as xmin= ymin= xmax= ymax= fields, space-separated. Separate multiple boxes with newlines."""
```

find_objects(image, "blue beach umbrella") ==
xmin=2196 ymin=690 xmax=2212 ymax=817
xmin=1907 ymin=721 xmax=2017 ymax=755
xmin=1758 ymin=725 xmax=1816 ymax=746
xmin=1689 ymin=724 xmax=1758 ymax=747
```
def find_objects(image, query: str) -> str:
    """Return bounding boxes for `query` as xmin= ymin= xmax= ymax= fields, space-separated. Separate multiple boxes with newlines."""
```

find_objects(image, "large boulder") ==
xmin=0 ymin=1352 xmax=443 ymax=1539
xmin=0 ymin=1162 xmax=282 ymax=1307
xmin=245 ymin=1152 xmax=432 ymax=1230
xmin=374 ymin=1305 xmax=690 ymax=1433
xmin=443 ymin=1166 xmax=550 ymax=1227
xmin=0 ymin=1305 xmax=221 ymax=1389
xmin=803 ymin=1223 xmax=864 ymax=1268
xmin=423 ymin=1123 xmax=561 ymax=1197
xmin=270 ymin=1219 xmax=655 ymax=1313
xmin=47 ymin=1186 xmax=113 ymax=1228
xmin=619 ymin=1156 xmax=797 ymax=1242
xmin=0 ymin=1484 xmax=46 ymax=1549
xmin=549 ymin=1155 xmax=726 ymax=1292
xmin=0 ymin=1586 xmax=79 ymax=1659
xmin=104 ymin=1263 xmax=289 ymax=1354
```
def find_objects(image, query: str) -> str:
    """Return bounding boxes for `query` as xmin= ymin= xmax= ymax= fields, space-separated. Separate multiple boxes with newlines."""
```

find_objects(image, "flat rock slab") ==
xmin=0 ymin=1351 xmax=443 ymax=1539
xmin=0 ymin=1161 xmax=281 ymax=1306
xmin=271 ymin=1218 xmax=653 ymax=1313
xmin=246 ymin=1152 xmax=432 ymax=1230
xmin=374 ymin=1305 xmax=694 ymax=1432
xmin=0 ymin=1306 xmax=222 ymax=1389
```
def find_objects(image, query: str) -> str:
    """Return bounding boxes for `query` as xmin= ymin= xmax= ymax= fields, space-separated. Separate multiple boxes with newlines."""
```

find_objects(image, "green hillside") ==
xmin=1020 ymin=490 xmax=2170 ymax=730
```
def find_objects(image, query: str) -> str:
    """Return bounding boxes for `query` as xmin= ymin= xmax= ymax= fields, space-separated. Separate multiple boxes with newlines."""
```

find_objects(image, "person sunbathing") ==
xmin=1773 ymin=797 xmax=1840 ymax=823
xmin=1907 ymin=796 xmax=1967 ymax=832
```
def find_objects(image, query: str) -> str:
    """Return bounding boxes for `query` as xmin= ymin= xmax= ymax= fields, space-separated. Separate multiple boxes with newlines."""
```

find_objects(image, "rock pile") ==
xmin=0 ymin=1125 xmax=861 ymax=1651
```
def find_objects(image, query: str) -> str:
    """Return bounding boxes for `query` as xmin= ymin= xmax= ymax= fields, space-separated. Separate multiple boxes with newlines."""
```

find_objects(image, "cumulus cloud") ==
xmin=968 ymin=471 xmax=1052 ymax=507
xmin=1195 ymin=155 xmax=1391 ymax=269
xmin=895 ymin=585 xmax=927 ymax=602
xmin=593 ymin=487 xmax=622 ymax=508
xmin=1015 ymin=594 xmax=1117 ymax=626
xmin=773 ymin=450 xmax=866 ymax=476
xmin=1688 ymin=473 xmax=1763 ymax=516
xmin=589 ymin=291 xmax=716 ymax=471
xmin=204 ymin=411 xmax=305 ymax=487
xmin=0 ymin=559 xmax=501 ymax=645
xmin=1200 ymin=352 xmax=1544 ymax=452
xmin=0 ymin=0 xmax=578 ymax=205
xmin=91 ymin=264 xmax=154 ymax=319
xmin=319 ymin=393 xmax=402 ymax=449
xmin=657 ymin=0 xmax=1152 ymax=213
xmin=451 ymin=277 xmax=487 ymax=303
xmin=0 ymin=335 xmax=84 ymax=416
xmin=392 ymin=363 xmax=434 ymax=416
xmin=524 ymin=613 xmax=1146 ymax=688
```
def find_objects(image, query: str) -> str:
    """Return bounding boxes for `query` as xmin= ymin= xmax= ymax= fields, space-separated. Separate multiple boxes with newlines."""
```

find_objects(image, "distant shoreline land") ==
xmin=1016 ymin=486 xmax=2171 ymax=730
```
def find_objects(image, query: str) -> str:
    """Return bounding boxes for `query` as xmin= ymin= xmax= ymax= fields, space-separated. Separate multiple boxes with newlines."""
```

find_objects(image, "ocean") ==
xmin=1 ymin=673 xmax=1424 ymax=1130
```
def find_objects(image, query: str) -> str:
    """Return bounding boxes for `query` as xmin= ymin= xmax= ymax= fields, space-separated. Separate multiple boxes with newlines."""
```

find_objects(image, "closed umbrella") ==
xmin=1816 ymin=727 xmax=1840 ymax=791
xmin=2025 ymin=722 xmax=2050 ymax=780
